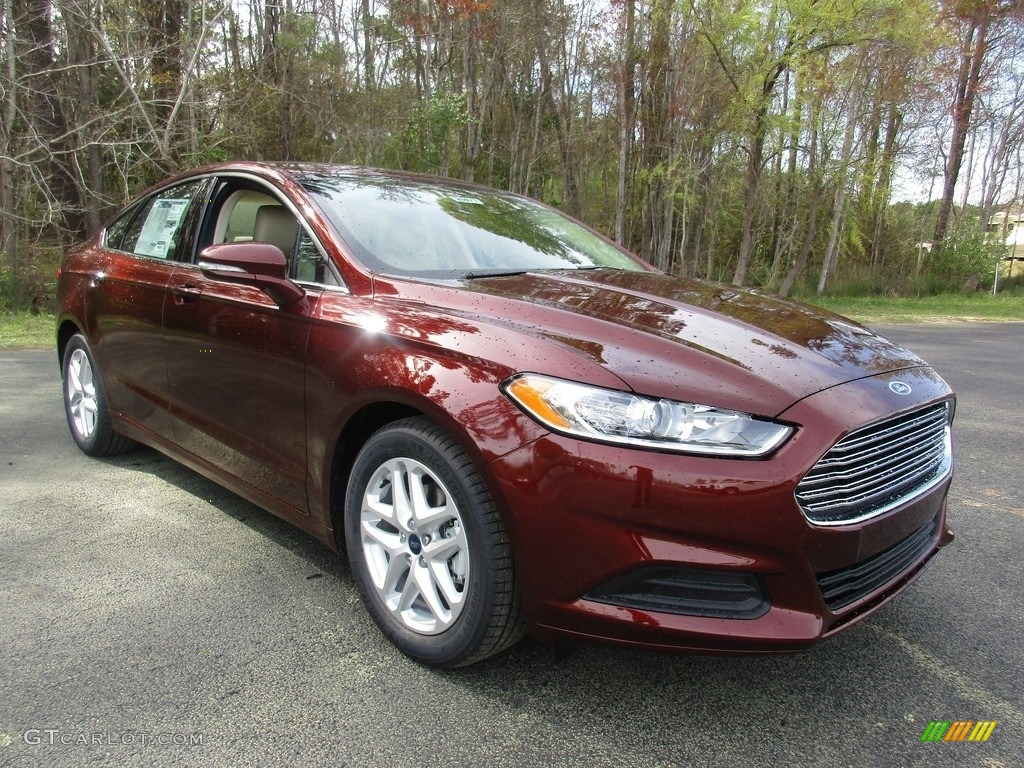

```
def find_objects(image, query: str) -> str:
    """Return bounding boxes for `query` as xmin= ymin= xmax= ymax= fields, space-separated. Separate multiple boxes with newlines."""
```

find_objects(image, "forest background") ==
xmin=2 ymin=0 xmax=1024 ymax=315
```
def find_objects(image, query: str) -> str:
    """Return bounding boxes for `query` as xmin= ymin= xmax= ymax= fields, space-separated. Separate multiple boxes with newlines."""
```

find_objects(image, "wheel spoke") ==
xmin=364 ymin=492 xmax=398 ymax=529
xmin=410 ymin=483 xmax=452 ymax=529
xmin=68 ymin=361 xmax=83 ymax=393
xmin=428 ymin=562 xmax=465 ymax=613
xmin=408 ymin=467 xmax=429 ymax=511
xmin=363 ymin=465 xmax=404 ymax=531
xmin=396 ymin=564 xmax=421 ymax=612
xmin=423 ymin=533 xmax=462 ymax=562
xmin=381 ymin=551 xmax=410 ymax=599
xmin=361 ymin=519 xmax=403 ymax=554
xmin=412 ymin=562 xmax=453 ymax=628
xmin=390 ymin=461 xmax=415 ymax=524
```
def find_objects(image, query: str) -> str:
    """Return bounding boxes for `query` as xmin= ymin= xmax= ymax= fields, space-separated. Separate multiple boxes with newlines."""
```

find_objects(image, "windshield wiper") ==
xmin=461 ymin=269 xmax=533 ymax=279
xmin=461 ymin=265 xmax=632 ymax=279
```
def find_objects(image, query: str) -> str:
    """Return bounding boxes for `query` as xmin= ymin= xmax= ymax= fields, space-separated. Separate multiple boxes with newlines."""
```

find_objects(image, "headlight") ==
xmin=502 ymin=373 xmax=793 ymax=457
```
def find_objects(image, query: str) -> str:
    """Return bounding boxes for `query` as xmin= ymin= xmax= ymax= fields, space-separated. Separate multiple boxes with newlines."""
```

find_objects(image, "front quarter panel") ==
xmin=304 ymin=290 xmax=560 ymax=528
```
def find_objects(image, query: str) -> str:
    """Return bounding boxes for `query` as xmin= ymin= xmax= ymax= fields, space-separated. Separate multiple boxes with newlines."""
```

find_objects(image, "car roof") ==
xmin=173 ymin=161 xmax=500 ymax=196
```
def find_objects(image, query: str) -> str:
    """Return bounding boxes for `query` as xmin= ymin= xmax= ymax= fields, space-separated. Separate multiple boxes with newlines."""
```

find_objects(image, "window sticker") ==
xmin=135 ymin=198 xmax=190 ymax=258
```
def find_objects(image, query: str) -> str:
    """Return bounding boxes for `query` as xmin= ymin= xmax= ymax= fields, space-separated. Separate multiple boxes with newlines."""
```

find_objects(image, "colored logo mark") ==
xmin=920 ymin=721 xmax=997 ymax=742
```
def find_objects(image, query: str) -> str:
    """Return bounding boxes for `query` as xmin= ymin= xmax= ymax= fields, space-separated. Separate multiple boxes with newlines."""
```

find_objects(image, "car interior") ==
xmin=208 ymin=188 xmax=323 ymax=283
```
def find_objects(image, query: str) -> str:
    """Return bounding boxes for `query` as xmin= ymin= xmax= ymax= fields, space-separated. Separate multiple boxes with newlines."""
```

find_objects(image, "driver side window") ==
xmin=213 ymin=190 xmax=298 ymax=264
xmin=205 ymin=184 xmax=335 ymax=286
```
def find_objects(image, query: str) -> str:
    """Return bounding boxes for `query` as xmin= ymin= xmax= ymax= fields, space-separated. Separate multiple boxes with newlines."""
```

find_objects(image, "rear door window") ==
xmin=118 ymin=181 xmax=207 ymax=260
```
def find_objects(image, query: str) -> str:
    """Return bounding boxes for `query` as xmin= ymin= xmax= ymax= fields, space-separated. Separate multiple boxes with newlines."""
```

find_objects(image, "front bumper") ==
xmin=488 ymin=367 xmax=954 ymax=653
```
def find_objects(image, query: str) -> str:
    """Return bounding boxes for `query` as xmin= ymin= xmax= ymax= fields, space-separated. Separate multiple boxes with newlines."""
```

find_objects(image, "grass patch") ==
xmin=803 ymin=293 xmax=1024 ymax=325
xmin=0 ymin=312 xmax=56 ymax=349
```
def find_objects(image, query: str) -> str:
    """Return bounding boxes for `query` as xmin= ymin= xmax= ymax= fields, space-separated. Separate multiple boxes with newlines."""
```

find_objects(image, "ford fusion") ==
xmin=56 ymin=163 xmax=954 ymax=667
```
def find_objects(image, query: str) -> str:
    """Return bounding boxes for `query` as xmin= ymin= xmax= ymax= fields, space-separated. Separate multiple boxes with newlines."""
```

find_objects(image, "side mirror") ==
xmin=199 ymin=242 xmax=305 ymax=307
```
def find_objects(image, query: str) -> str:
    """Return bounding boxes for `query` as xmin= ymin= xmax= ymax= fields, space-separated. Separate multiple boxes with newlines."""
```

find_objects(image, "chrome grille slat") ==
xmin=797 ymin=442 xmax=947 ymax=505
xmin=818 ymin=408 xmax=945 ymax=456
xmin=807 ymin=419 xmax=947 ymax=471
xmin=797 ymin=437 xmax=946 ymax=493
xmin=797 ymin=402 xmax=952 ymax=525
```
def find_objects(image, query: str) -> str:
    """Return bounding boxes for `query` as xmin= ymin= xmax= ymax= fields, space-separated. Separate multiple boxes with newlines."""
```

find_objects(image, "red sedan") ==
xmin=56 ymin=163 xmax=954 ymax=666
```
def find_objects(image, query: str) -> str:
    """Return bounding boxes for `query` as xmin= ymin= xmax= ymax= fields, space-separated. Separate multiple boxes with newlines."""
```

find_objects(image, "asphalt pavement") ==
xmin=1 ymin=323 xmax=1022 ymax=767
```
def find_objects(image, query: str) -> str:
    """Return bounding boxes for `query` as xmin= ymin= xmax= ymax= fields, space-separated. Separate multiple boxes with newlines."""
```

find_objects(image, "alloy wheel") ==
xmin=66 ymin=348 xmax=98 ymax=441
xmin=359 ymin=457 xmax=470 ymax=635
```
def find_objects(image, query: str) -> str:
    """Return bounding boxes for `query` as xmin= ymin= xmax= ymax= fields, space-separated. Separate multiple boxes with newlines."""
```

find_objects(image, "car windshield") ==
xmin=300 ymin=172 xmax=645 ymax=278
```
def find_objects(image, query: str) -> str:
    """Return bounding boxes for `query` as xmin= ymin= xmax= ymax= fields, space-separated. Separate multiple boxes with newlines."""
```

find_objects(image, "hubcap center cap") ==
xmin=408 ymin=534 xmax=422 ymax=555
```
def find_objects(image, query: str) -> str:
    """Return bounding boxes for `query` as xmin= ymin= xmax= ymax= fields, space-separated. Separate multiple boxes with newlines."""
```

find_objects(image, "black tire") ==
xmin=61 ymin=333 xmax=136 ymax=457
xmin=345 ymin=416 xmax=524 ymax=667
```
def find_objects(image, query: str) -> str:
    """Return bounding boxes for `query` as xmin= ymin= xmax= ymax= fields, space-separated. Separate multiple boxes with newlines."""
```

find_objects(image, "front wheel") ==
xmin=345 ymin=417 xmax=523 ymax=667
xmin=62 ymin=333 xmax=136 ymax=456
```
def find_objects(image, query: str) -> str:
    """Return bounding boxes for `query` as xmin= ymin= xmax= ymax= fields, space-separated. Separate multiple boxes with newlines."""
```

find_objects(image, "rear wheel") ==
xmin=345 ymin=417 xmax=523 ymax=667
xmin=62 ymin=334 xmax=136 ymax=456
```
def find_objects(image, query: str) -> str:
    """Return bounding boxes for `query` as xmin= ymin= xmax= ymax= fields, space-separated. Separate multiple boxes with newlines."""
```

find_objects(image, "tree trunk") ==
xmin=640 ymin=0 xmax=672 ymax=267
xmin=280 ymin=0 xmax=294 ymax=160
xmin=537 ymin=26 xmax=578 ymax=216
xmin=1 ymin=0 xmax=17 ymax=272
xmin=142 ymin=0 xmax=185 ymax=127
xmin=933 ymin=10 xmax=991 ymax=250
xmin=362 ymin=0 xmax=375 ymax=90
xmin=779 ymin=97 xmax=823 ymax=299
xmin=732 ymin=58 xmax=787 ymax=286
xmin=870 ymin=104 xmax=902 ymax=269
xmin=779 ymin=180 xmax=824 ymax=298
xmin=615 ymin=0 xmax=636 ymax=245
xmin=14 ymin=0 xmax=87 ymax=242
xmin=817 ymin=84 xmax=862 ymax=296
xmin=732 ymin=114 xmax=767 ymax=286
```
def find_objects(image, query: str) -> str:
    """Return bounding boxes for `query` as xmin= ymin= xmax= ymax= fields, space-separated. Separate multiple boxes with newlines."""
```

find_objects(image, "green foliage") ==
xmin=0 ymin=249 xmax=61 ymax=314
xmin=928 ymin=217 xmax=1002 ymax=288
xmin=397 ymin=93 xmax=469 ymax=175
xmin=182 ymin=145 xmax=231 ymax=168
xmin=1 ymin=0 xmax=1017 ymax=302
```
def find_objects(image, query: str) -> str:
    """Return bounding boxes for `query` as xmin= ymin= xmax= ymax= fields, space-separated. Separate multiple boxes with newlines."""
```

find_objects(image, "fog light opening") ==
xmin=584 ymin=566 xmax=770 ymax=620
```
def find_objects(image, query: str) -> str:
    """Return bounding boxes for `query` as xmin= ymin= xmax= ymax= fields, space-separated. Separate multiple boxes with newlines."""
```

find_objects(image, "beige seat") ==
xmin=253 ymin=205 xmax=297 ymax=261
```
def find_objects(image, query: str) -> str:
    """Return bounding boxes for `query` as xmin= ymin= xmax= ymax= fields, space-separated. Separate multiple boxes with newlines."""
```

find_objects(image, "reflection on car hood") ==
xmin=444 ymin=270 xmax=928 ymax=416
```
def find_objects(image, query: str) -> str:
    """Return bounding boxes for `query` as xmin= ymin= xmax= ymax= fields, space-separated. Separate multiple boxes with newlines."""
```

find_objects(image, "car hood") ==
xmin=388 ymin=270 xmax=929 ymax=417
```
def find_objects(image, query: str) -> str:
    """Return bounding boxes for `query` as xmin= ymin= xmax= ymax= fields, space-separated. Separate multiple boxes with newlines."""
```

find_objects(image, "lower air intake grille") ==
xmin=585 ymin=566 xmax=769 ymax=619
xmin=817 ymin=515 xmax=939 ymax=612
xmin=796 ymin=402 xmax=952 ymax=525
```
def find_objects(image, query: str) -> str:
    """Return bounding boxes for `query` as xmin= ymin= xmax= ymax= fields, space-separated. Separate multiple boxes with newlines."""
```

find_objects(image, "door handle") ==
xmin=171 ymin=283 xmax=201 ymax=303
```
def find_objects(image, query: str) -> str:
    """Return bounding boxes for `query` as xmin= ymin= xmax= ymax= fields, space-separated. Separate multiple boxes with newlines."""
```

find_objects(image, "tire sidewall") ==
xmin=345 ymin=421 xmax=499 ymax=667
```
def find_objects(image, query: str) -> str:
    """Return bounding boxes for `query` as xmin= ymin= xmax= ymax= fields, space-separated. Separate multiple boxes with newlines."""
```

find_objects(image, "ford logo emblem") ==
xmin=888 ymin=381 xmax=912 ymax=396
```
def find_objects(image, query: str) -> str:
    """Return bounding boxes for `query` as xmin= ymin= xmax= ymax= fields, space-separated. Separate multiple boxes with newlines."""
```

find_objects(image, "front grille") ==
xmin=818 ymin=515 xmax=939 ymax=612
xmin=796 ymin=402 xmax=952 ymax=525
